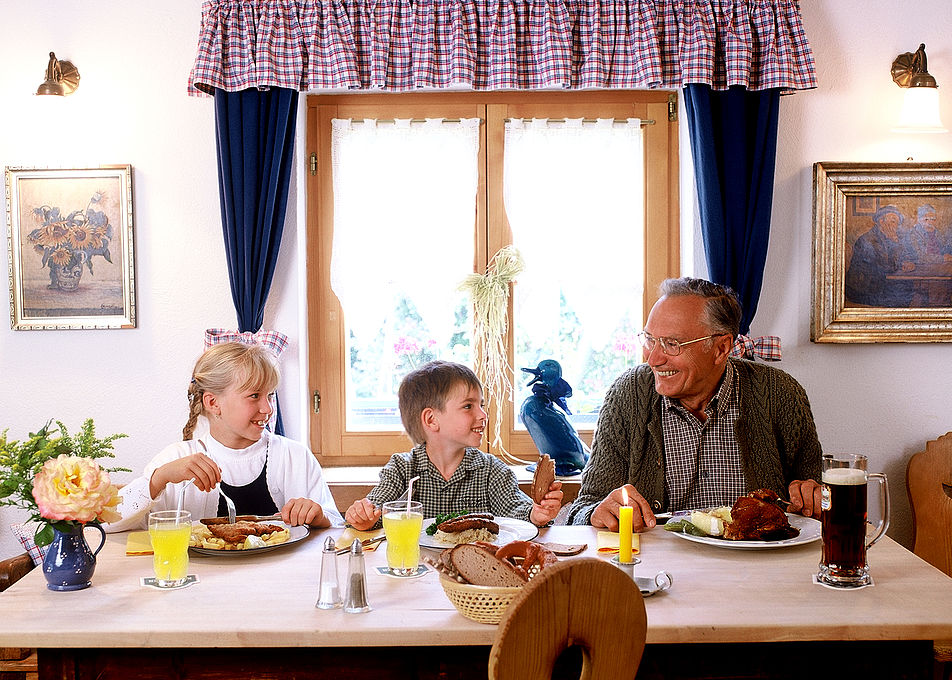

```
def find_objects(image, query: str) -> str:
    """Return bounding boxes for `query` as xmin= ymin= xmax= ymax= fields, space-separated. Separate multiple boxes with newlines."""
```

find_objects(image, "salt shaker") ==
xmin=315 ymin=536 xmax=342 ymax=609
xmin=343 ymin=538 xmax=372 ymax=613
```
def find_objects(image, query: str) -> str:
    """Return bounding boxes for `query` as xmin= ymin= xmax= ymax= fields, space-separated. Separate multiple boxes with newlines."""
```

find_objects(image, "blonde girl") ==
xmin=105 ymin=342 xmax=342 ymax=531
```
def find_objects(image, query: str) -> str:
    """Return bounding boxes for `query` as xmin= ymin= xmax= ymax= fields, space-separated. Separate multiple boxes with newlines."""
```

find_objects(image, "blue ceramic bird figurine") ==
xmin=519 ymin=359 xmax=590 ymax=477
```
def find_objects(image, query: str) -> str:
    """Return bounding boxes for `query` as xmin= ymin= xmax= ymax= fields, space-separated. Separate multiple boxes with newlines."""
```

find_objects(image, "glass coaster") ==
xmin=140 ymin=574 xmax=200 ymax=590
xmin=374 ymin=564 xmax=430 ymax=579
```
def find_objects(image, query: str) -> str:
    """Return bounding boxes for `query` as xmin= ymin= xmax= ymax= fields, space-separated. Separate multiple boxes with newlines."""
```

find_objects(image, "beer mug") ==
xmin=817 ymin=454 xmax=890 ymax=588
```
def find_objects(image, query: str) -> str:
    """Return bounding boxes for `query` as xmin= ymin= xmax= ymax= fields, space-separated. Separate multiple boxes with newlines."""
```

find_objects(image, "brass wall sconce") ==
xmin=36 ymin=51 xmax=80 ymax=96
xmin=891 ymin=43 xmax=947 ymax=133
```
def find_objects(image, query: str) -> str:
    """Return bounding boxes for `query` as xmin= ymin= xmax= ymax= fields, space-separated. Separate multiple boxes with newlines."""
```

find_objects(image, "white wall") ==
xmin=762 ymin=1 xmax=952 ymax=550
xmin=2 ymin=0 xmax=950 ymax=559
xmin=0 ymin=0 xmax=303 ymax=559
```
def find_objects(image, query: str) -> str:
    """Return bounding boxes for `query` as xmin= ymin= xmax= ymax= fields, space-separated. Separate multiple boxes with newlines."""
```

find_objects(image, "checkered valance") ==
xmin=188 ymin=0 xmax=816 ymax=95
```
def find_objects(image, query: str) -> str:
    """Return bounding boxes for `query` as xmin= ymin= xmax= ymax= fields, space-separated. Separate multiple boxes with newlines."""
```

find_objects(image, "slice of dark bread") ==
xmin=449 ymin=543 xmax=527 ymax=587
xmin=531 ymin=454 xmax=556 ymax=504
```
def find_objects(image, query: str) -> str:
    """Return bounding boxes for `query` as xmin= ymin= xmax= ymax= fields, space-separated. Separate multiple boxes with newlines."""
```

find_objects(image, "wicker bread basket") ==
xmin=439 ymin=576 xmax=524 ymax=625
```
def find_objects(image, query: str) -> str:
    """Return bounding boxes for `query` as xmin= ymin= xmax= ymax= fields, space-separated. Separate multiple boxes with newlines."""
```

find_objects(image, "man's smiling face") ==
xmin=643 ymin=295 xmax=730 ymax=408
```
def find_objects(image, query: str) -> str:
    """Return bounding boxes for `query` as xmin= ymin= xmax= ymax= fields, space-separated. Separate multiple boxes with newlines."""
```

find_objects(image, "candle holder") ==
xmin=610 ymin=555 xmax=640 ymax=580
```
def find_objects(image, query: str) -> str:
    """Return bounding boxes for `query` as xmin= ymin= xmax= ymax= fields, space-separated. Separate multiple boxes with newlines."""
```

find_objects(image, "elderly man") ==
xmin=845 ymin=204 xmax=915 ymax=307
xmin=567 ymin=277 xmax=823 ymax=531
xmin=902 ymin=203 xmax=952 ymax=265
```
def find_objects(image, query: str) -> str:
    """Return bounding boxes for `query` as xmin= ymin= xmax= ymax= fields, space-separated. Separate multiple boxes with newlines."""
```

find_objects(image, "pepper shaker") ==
xmin=315 ymin=536 xmax=342 ymax=609
xmin=343 ymin=538 xmax=372 ymax=613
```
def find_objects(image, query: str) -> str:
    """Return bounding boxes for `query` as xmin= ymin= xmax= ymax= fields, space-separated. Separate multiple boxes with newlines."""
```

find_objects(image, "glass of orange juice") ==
xmin=148 ymin=510 xmax=192 ymax=588
xmin=382 ymin=500 xmax=423 ymax=576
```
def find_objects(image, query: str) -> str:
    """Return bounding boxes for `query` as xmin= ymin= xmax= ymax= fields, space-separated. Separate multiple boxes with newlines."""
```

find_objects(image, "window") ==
xmin=307 ymin=91 xmax=678 ymax=464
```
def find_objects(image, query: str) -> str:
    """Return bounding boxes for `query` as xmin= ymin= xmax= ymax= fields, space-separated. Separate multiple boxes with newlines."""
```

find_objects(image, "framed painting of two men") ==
xmin=812 ymin=162 xmax=952 ymax=342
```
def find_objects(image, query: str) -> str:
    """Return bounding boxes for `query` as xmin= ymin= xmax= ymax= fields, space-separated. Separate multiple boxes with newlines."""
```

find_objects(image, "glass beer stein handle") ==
xmin=866 ymin=472 xmax=890 ymax=549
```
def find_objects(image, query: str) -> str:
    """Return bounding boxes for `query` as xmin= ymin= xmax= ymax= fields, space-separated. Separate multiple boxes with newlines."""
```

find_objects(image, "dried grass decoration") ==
xmin=458 ymin=246 xmax=531 ymax=464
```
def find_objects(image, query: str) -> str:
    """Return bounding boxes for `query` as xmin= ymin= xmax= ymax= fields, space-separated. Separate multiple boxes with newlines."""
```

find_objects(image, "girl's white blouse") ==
xmin=104 ymin=431 xmax=343 ymax=531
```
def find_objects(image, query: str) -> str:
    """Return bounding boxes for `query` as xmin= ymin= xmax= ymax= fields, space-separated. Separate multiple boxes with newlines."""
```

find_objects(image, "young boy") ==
xmin=345 ymin=360 xmax=563 ymax=530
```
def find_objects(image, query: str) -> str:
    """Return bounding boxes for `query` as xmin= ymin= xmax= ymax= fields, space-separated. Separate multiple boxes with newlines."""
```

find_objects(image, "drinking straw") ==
xmin=177 ymin=478 xmax=194 ymax=514
xmin=405 ymin=476 xmax=419 ymax=514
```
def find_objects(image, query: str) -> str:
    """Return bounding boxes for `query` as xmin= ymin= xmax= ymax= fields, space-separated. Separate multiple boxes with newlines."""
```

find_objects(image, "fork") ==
xmin=218 ymin=487 xmax=237 ymax=523
xmin=335 ymin=535 xmax=386 ymax=555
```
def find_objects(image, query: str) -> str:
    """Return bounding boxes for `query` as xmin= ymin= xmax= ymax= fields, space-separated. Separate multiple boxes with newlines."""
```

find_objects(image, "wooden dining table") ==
xmin=1 ymin=522 xmax=951 ymax=679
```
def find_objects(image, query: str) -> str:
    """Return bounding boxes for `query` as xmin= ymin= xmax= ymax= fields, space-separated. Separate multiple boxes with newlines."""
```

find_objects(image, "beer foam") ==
xmin=822 ymin=467 xmax=866 ymax=485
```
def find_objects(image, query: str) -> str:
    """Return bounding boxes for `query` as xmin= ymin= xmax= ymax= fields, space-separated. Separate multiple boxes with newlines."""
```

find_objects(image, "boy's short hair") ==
xmin=398 ymin=360 xmax=482 ymax=445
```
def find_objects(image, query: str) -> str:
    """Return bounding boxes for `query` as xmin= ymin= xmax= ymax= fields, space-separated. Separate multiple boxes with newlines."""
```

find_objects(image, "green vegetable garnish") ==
xmin=663 ymin=519 xmax=711 ymax=537
xmin=425 ymin=510 xmax=472 ymax=535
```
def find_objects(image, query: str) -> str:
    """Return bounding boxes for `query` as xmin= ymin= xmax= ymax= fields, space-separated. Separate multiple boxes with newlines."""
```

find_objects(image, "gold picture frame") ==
xmin=812 ymin=161 xmax=952 ymax=343
xmin=5 ymin=165 xmax=136 ymax=330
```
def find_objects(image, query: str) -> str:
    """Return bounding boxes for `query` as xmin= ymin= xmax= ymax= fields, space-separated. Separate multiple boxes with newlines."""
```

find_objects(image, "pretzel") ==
xmin=494 ymin=540 xmax=558 ymax=579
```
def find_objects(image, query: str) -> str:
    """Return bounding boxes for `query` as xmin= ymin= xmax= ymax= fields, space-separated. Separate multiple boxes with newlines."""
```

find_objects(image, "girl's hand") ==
xmin=282 ymin=498 xmax=329 ymax=528
xmin=345 ymin=498 xmax=381 ymax=531
xmin=149 ymin=454 xmax=221 ymax=498
xmin=529 ymin=481 xmax=564 ymax=526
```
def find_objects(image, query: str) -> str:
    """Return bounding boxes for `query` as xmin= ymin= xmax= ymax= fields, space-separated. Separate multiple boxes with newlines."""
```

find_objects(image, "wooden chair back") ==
xmin=489 ymin=557 xmax=647 ymax=680
xmin=0 ymin=552 xmax=38 ymax=679
xmin=0 ymin=553 xmax=34 ymax=594
xmin=907 ymin=432 xmax=952 ymax=577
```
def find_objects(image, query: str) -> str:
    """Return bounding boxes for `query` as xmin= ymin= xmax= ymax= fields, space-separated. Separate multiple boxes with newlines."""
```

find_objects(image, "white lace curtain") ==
xmin=505 ymin=118 xmax=645 ymax=353
xmin=330 ymin=117 xmax=481 ymax=348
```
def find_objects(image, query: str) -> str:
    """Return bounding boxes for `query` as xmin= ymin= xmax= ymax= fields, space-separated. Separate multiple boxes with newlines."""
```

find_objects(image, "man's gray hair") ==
xmin=658 ymin=277 xmax=743 ymax=339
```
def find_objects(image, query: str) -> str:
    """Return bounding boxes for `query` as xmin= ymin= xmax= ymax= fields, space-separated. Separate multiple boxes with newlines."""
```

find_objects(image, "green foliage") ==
xmin=0 ymin=419 xmax=129 ymax=547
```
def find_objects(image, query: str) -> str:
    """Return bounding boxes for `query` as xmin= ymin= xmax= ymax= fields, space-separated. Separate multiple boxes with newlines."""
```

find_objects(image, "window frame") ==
xmin=306 ymin=91 xmax=679 ymax=465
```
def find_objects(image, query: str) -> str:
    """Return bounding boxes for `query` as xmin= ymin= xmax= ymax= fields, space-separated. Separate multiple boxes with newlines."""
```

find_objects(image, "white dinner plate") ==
xmin=189 ymin=523 xmax=310 ymax=556
xmin=419 ymin=516 xmax=539 ymax=549
xmin=667 ymin=512 xmax=821 ymax=550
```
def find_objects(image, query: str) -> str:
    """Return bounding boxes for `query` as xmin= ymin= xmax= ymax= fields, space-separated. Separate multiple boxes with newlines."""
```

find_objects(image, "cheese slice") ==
xmin=335 ymin=527 xmax=386 ymax=552
xmin=126 ymin=531 xmax=153 ymax=556
xmin=596 ymin=531 xmax=640 ymax=554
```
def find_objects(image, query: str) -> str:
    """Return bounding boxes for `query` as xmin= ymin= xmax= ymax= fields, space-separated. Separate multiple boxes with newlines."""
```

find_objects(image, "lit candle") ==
xmin=619 ymin=487 xmax=633 ymax=564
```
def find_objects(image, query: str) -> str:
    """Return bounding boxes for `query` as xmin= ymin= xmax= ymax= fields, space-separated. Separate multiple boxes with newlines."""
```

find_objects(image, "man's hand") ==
xmin=590 ymin=484 xmax=656 ymax=531
xmin=787 ymin=479 xmax=823 ymax=519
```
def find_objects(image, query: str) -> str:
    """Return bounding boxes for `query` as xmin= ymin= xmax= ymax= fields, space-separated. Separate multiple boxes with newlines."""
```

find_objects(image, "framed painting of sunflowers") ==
xmin=4 ymin=165 xmax=136 ymax=329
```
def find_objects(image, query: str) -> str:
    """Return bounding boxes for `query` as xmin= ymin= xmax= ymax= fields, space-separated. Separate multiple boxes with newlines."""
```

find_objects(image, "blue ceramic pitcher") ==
xmin=42 ymin=523 xmax=106 ymax=591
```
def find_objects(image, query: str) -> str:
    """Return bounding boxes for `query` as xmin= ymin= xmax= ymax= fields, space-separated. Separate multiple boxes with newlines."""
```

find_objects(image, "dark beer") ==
xmin=819 ymin=468 xmax=868 ymax=583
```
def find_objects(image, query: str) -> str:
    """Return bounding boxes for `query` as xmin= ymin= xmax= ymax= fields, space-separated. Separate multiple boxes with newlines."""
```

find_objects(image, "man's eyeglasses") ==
xmin=636 ymin=331 xmax=723 ymax=356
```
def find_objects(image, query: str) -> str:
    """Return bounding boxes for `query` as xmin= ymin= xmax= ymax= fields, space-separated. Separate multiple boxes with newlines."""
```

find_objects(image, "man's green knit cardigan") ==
xmin=567 ymin=358 xmax=823 ymax=525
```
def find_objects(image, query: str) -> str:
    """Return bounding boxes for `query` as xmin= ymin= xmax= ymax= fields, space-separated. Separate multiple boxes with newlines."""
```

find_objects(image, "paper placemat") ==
xmin=126 ymin=531 xmax=153 ymax=556
xmin=336 ymin=527 xmax=386 ymax=552
xmin=596 ymin=530 xmax=640 ymax=555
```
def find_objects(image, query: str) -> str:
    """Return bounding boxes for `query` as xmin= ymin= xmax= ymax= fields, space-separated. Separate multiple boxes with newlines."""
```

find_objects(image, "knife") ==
xmin=199 ymin=514 xmax=283 ymax=525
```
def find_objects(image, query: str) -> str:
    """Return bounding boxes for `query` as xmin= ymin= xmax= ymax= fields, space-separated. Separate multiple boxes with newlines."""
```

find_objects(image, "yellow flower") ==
xmin=46 ymin=223 xmax=71 ymax=247
xmin=68 ymin=227 xmax=94 ymax=250
xmin=49 ymin=248 xmax=73 ymax=266
xmin=32 ymin=455 xmax=121 ymax=524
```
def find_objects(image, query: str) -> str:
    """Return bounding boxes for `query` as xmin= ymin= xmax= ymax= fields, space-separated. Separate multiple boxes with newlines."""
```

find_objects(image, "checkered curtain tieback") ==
xmin=730 ymin=334 xmax=782 ymax=361
xmin=204 ymin=328 xmax=289 ymax=357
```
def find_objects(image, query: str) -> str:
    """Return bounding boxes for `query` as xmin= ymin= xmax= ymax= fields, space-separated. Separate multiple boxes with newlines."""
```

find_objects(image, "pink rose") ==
xmin=32 ymin=454 xmax=121 ymax=524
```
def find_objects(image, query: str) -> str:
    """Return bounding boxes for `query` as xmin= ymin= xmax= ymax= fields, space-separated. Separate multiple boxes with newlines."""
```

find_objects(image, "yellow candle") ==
xmin=619 ymin=504 xmax=633 ymax=563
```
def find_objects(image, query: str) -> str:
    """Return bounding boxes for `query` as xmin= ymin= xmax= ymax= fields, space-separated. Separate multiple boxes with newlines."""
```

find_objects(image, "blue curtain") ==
xmin=214 ymin=87 xmax=298 ymax=434
xmin=683 ymin=84 xmax=781 ymax=335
